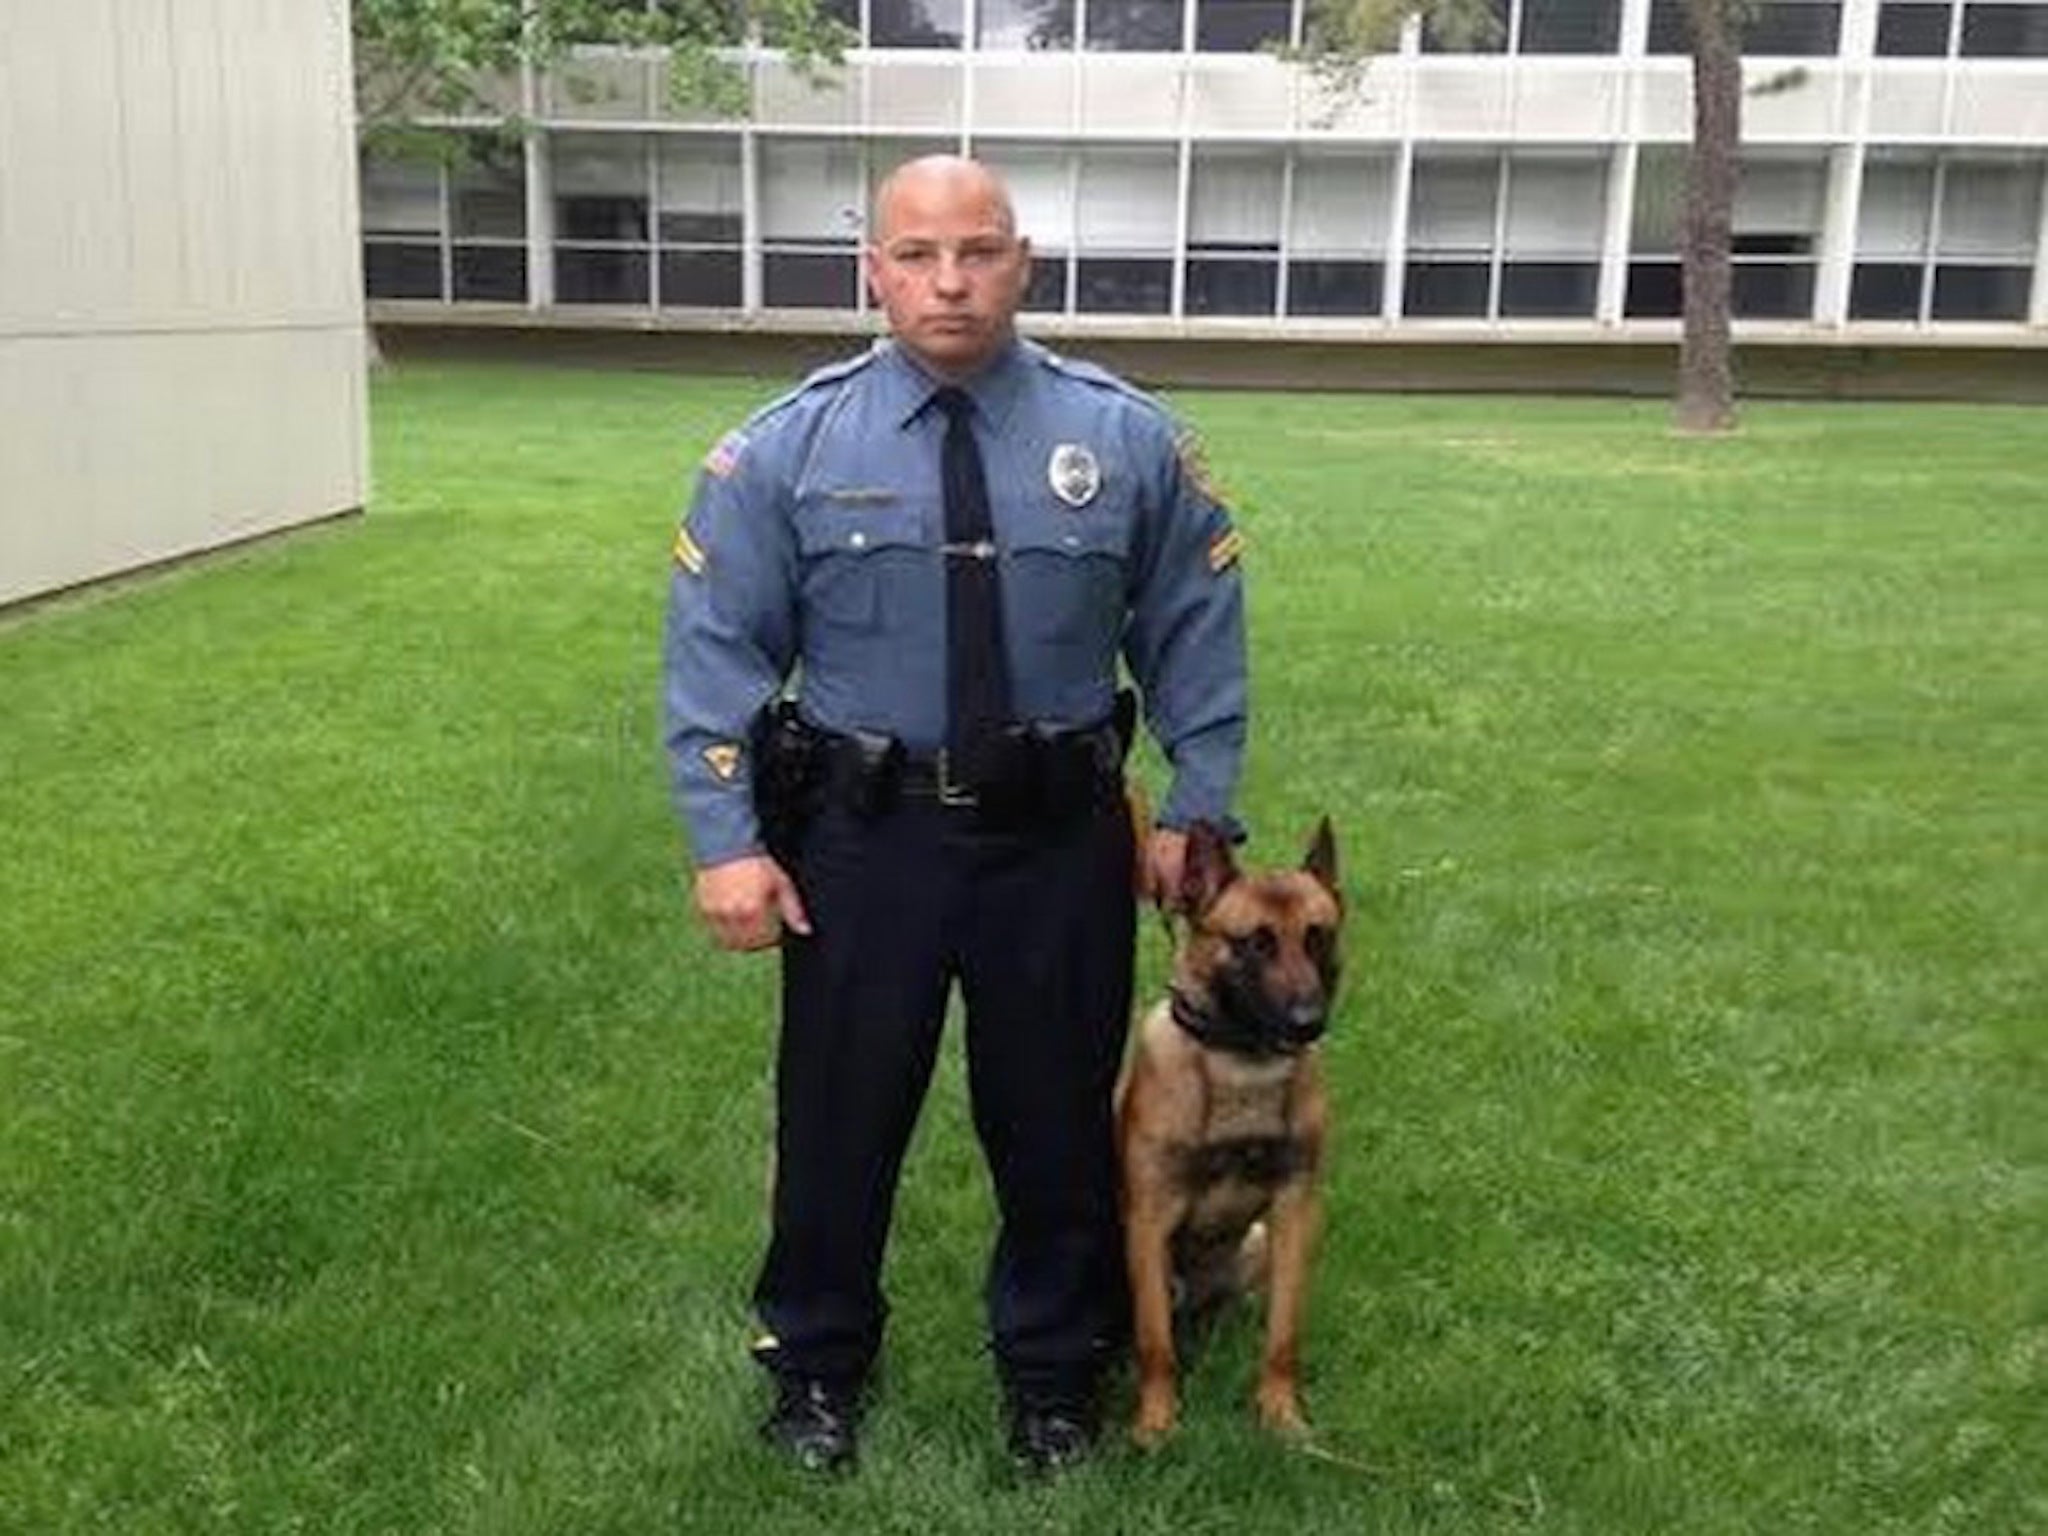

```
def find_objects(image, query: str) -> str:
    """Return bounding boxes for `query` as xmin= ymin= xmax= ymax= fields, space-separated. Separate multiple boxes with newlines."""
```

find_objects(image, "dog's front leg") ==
xmin=1254 ymin=1179 xmax=1321 ymax=1437
xmin=1124 ymin=1181 xmax=1185 ymax=1447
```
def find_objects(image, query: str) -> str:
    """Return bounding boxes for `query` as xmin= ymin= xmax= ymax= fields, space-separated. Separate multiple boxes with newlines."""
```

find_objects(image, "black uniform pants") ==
xmin=755 ymin=790 xmax=1135 ymax=1398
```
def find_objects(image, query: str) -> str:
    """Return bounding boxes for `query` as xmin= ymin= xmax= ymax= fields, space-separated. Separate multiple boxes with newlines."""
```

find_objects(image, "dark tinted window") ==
xmin=1499 ymin=261 xmax=1599 ymax=316
xmin=872 ymin=0 xmax=965 ymax=46
xmin=659 ymin=251 xmax=744 ymax=306
xmin=1849 ymin=263 xmax=1925 ymax=318
xmin=1286 ymin=259 xmax=1382 ymax=316
xmin=1931 ymin=264 xmax=2031 ymax=318
xmin=365 ymin=242 xmax=443 ymax=300
xmin=1520 ymin=0 xmax=1621 ymax=52
xmin=1076 ymin=258 xmax=1172 ymax=311
xmin=1196 ymin=0 xmax=1290 ymax=50
xmin=555 ymin=247 xmax=651 ymax=304
xmin=1404 ymin=262 xmax=1491 ymax=317
xmin=1086 ymin=0 xmax=1184 ymax=49
xmin=763 ymin=253 xmax=858 ymax=307
xmin=1186 ymin=258 xmax=1278 ymax=314
xmin=453 ymin=245 xmax=526 ymax=301
xmin=1876 ymin=1 xmax=1953 ymax=52
xmin=1961 ymin=2 xmax=2048 ymax=54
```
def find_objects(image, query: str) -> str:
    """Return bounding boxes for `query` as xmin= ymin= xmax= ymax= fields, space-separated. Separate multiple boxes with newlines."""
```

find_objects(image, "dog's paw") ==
xmin=1131 ymin=1389 xmax=1179 ymax=1450
xmin=1255 ymin=1384 xmax=1310 ymax=1440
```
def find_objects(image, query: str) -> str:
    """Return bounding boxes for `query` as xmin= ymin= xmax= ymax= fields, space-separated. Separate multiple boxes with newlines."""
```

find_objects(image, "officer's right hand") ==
xmin=694 ymin=855 xmax=813 ymax=951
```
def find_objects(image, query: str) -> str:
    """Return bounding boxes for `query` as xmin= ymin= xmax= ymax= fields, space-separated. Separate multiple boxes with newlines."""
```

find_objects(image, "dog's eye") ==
xmin=1248 ymin=925 xmax=1279 ymax=961
xmin=1304 ymin=924 xmax=1330 ymax=960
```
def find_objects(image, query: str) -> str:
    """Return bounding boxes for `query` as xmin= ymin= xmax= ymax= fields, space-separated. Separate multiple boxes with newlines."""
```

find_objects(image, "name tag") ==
xmin=821 ymin=486 xmax=898 ymax=506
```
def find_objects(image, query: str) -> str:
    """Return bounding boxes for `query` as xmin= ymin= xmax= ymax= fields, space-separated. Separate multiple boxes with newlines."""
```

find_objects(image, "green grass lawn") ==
xmin=3 ymin=364 xmax=2043 ymax=1534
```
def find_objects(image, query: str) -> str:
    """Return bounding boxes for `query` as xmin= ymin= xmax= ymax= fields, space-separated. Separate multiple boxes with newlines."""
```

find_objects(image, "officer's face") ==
xmin=866 ymin=165 xmax=1032 ymax=380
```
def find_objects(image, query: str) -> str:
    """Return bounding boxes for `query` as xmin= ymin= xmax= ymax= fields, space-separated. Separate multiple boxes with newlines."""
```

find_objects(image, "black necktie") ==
xmin=932 ymin=386 xmax=1011 ymax=779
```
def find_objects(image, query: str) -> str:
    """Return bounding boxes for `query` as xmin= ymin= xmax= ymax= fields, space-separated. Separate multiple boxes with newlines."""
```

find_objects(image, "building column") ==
xmin=1816 ymin=142 xmax=1864 ymax=327
xmin=523 ymin=51 xmax=551 ymax=309
xmin=742 ymin=128 xmax=762 ymax=313
xmin=1598 ymin=142 xmax=1636 ymax=325
xmin=2032 ymin=159 xmax=2048 ymax=328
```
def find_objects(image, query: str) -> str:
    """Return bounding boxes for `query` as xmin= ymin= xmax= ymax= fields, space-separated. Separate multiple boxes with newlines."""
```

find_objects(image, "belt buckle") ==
xmin=934 ymin=748 xmax=979 ymax=808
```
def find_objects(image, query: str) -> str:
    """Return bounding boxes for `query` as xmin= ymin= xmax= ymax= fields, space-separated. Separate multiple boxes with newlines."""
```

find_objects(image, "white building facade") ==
xmin=360 ymin=0 xmax=2048 ymax=345
xmin=2 ymin=0 xmax=367 ymax=609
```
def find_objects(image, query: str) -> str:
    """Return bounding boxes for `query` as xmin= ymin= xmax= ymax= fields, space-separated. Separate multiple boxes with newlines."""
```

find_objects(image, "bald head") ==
xmin=872 ymin=155 xmax=1017 ymax=247
xmin=864 ymin=155 xmax=1032 ymax=381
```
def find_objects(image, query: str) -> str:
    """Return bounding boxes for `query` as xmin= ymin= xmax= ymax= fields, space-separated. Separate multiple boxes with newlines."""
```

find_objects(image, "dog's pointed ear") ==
xmin=1179 ymin=820 xmax=1239 ymax=915
xmin=1303 ymin=817 xmax=1339 ymax=898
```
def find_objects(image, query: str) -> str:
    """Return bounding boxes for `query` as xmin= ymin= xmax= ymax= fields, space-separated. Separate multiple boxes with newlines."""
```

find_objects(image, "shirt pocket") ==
xmin=1005 ymin=512 xmax=1129 ymax=648
xmin=794 ymin=500 xmax=929 ymax=633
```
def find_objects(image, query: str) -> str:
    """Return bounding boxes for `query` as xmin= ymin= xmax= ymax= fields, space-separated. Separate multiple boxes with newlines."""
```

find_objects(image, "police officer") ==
xmin=662 ymin=155 xmax=1246 ymax=1473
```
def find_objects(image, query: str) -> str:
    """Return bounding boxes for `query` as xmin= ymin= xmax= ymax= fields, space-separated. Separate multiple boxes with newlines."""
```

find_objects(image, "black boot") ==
xmin=759 ymin=1376 xmax=861 ymax=1474
xmin=1005 ymin=1384 xmax=1101 ymax=1476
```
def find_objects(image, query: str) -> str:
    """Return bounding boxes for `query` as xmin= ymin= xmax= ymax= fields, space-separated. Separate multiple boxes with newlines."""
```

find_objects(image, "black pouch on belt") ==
xmin=750 ymin=700 xmax=823 ymax=862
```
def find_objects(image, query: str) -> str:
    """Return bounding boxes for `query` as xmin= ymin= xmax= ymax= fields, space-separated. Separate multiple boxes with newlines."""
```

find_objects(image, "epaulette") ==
xmin=1033 ymin=342 xmax=1170 ymax=417
xmin=745 ymin=346 xmax=881 ymax=430
xmin=702 ymin=347 xmax=880 ymax=481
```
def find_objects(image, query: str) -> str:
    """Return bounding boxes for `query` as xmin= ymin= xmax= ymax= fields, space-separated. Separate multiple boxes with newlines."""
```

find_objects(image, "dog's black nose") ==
xmin=1284 ymin=1001 xmax=1326 ymax=1044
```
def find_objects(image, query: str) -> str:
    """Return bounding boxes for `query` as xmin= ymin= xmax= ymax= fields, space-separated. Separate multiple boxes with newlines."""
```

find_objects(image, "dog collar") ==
xmin=1169 ymin=988 xmax=1291 ymax=1059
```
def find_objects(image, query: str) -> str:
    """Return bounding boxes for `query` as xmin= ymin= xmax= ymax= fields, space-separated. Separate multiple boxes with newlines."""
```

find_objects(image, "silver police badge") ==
xmin=1047 ymin=443 xmax=1101 ymax=508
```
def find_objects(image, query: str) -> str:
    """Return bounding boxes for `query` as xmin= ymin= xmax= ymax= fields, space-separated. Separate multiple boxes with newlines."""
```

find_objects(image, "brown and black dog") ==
xmin=1117 ymin=818 xmax=1343 ymax=1446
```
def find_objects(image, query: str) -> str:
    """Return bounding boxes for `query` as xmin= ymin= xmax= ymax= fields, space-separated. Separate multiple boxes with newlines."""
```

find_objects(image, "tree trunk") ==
xmin=1675 ymin=0 xmax=1741 ymax=434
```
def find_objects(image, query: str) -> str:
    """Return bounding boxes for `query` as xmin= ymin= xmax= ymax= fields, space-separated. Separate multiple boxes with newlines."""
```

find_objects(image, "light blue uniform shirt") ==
xmin=663 ymin=336 xmax=1247 ymax=866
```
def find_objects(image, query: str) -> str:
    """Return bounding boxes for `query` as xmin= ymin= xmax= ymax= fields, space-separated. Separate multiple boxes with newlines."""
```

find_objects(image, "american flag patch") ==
xmin=703 ymin=430 xmax=747 ymax=479
xmin=1207 ymin=528 xmax=1245 ymax=574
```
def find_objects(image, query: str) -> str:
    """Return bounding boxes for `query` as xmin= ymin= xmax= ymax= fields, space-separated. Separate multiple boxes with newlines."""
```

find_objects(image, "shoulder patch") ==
xmin=701 ymin=742 xmax=743 ymax=782
xmin=702 ymin=430 xmax=747 ymax=480
xmin=672 ymin=525 xmax=708 ymax=575
xmin=1208 ymin=528 xmax=1245 ymax=574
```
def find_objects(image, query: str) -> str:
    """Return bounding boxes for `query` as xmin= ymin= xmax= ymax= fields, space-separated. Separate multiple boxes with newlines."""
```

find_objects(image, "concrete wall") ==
xmin=0 ymin=0 xmax=367 ymax=609
xmin=372 ymin=313 xmax=2048 ymax=405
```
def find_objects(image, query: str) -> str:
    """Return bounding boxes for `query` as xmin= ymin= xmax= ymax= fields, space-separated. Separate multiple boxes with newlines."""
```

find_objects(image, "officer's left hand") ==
xmin=1142 ymin=828 xmax=1189 ymax=912
xmin=694 ymin=854 xmax=813 ymax=951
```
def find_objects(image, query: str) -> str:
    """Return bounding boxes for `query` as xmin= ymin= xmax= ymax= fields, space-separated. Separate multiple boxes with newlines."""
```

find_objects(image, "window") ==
xmin=1851 ymin=155 xmax=1934 ymax=319
xmin=1876 ymin=1 xmax=1953 ymax=51
xmin=1500 ymin=156 xmax=1605 ymax=318
xmin=871 ymin=0 xmax=966 ymax=46
xmin=1406 ymin=155 xmax=1497 ymax=317
xmin=1422 ymin=0 xmax=1619 ymax=52
xmin=362 ymin=155 xmax=444 ymax=299
xmin=1286 ymin=152 xmax=1391 ymax=317
xmin=1961 ymin=1 xmax=2048 ymax=53
xmin=1075 ymin=147 xmax=1175 ymax=312
xmin=1648 ymin=0 xmax=1840 ymax=52
xmin=1520 ymin=0 xmax=1621 ymax=52
xmin=362 ymin=139 xmax=529 ymax=304
xmin=1626 ymin=150 xmax=1824 ymax=321
xmin=450 ymin=145 xmax=528 ymax=301
xmin=761 ymin=139 xmax=863 ymax=308
xmin=553 ymin=134 xmax=650 ymax=305
xmin=1731 ymin=156 xmax=1825 ymax=318
xmin=1624 ymin=146 xmax=1685 ymax=317
xmin=1186 ymin=151 xmax=1283 ymax=316
xmin=1932 ymin=159 xmax=2040 ymax=319
xmin=1195 ymin=0 xmax=1291 ymax=52
xmin=1086 ymin=0 xmax=1184 ymax=50
xmin=657 ymin=137 xmax=742 ymax=308
xmin=1422 ymin=0 xmax=1506 ymax=50
xmin=978 ymin=0 xmax=1076 ymax=48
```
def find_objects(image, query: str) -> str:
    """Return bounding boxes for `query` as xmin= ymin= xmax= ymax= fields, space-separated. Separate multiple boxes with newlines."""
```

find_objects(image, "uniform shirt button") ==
xmin=849 ymin=531 xmax=868 ymax=549
xmin=1063 ymin=534 xmax=1080 ymax=549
